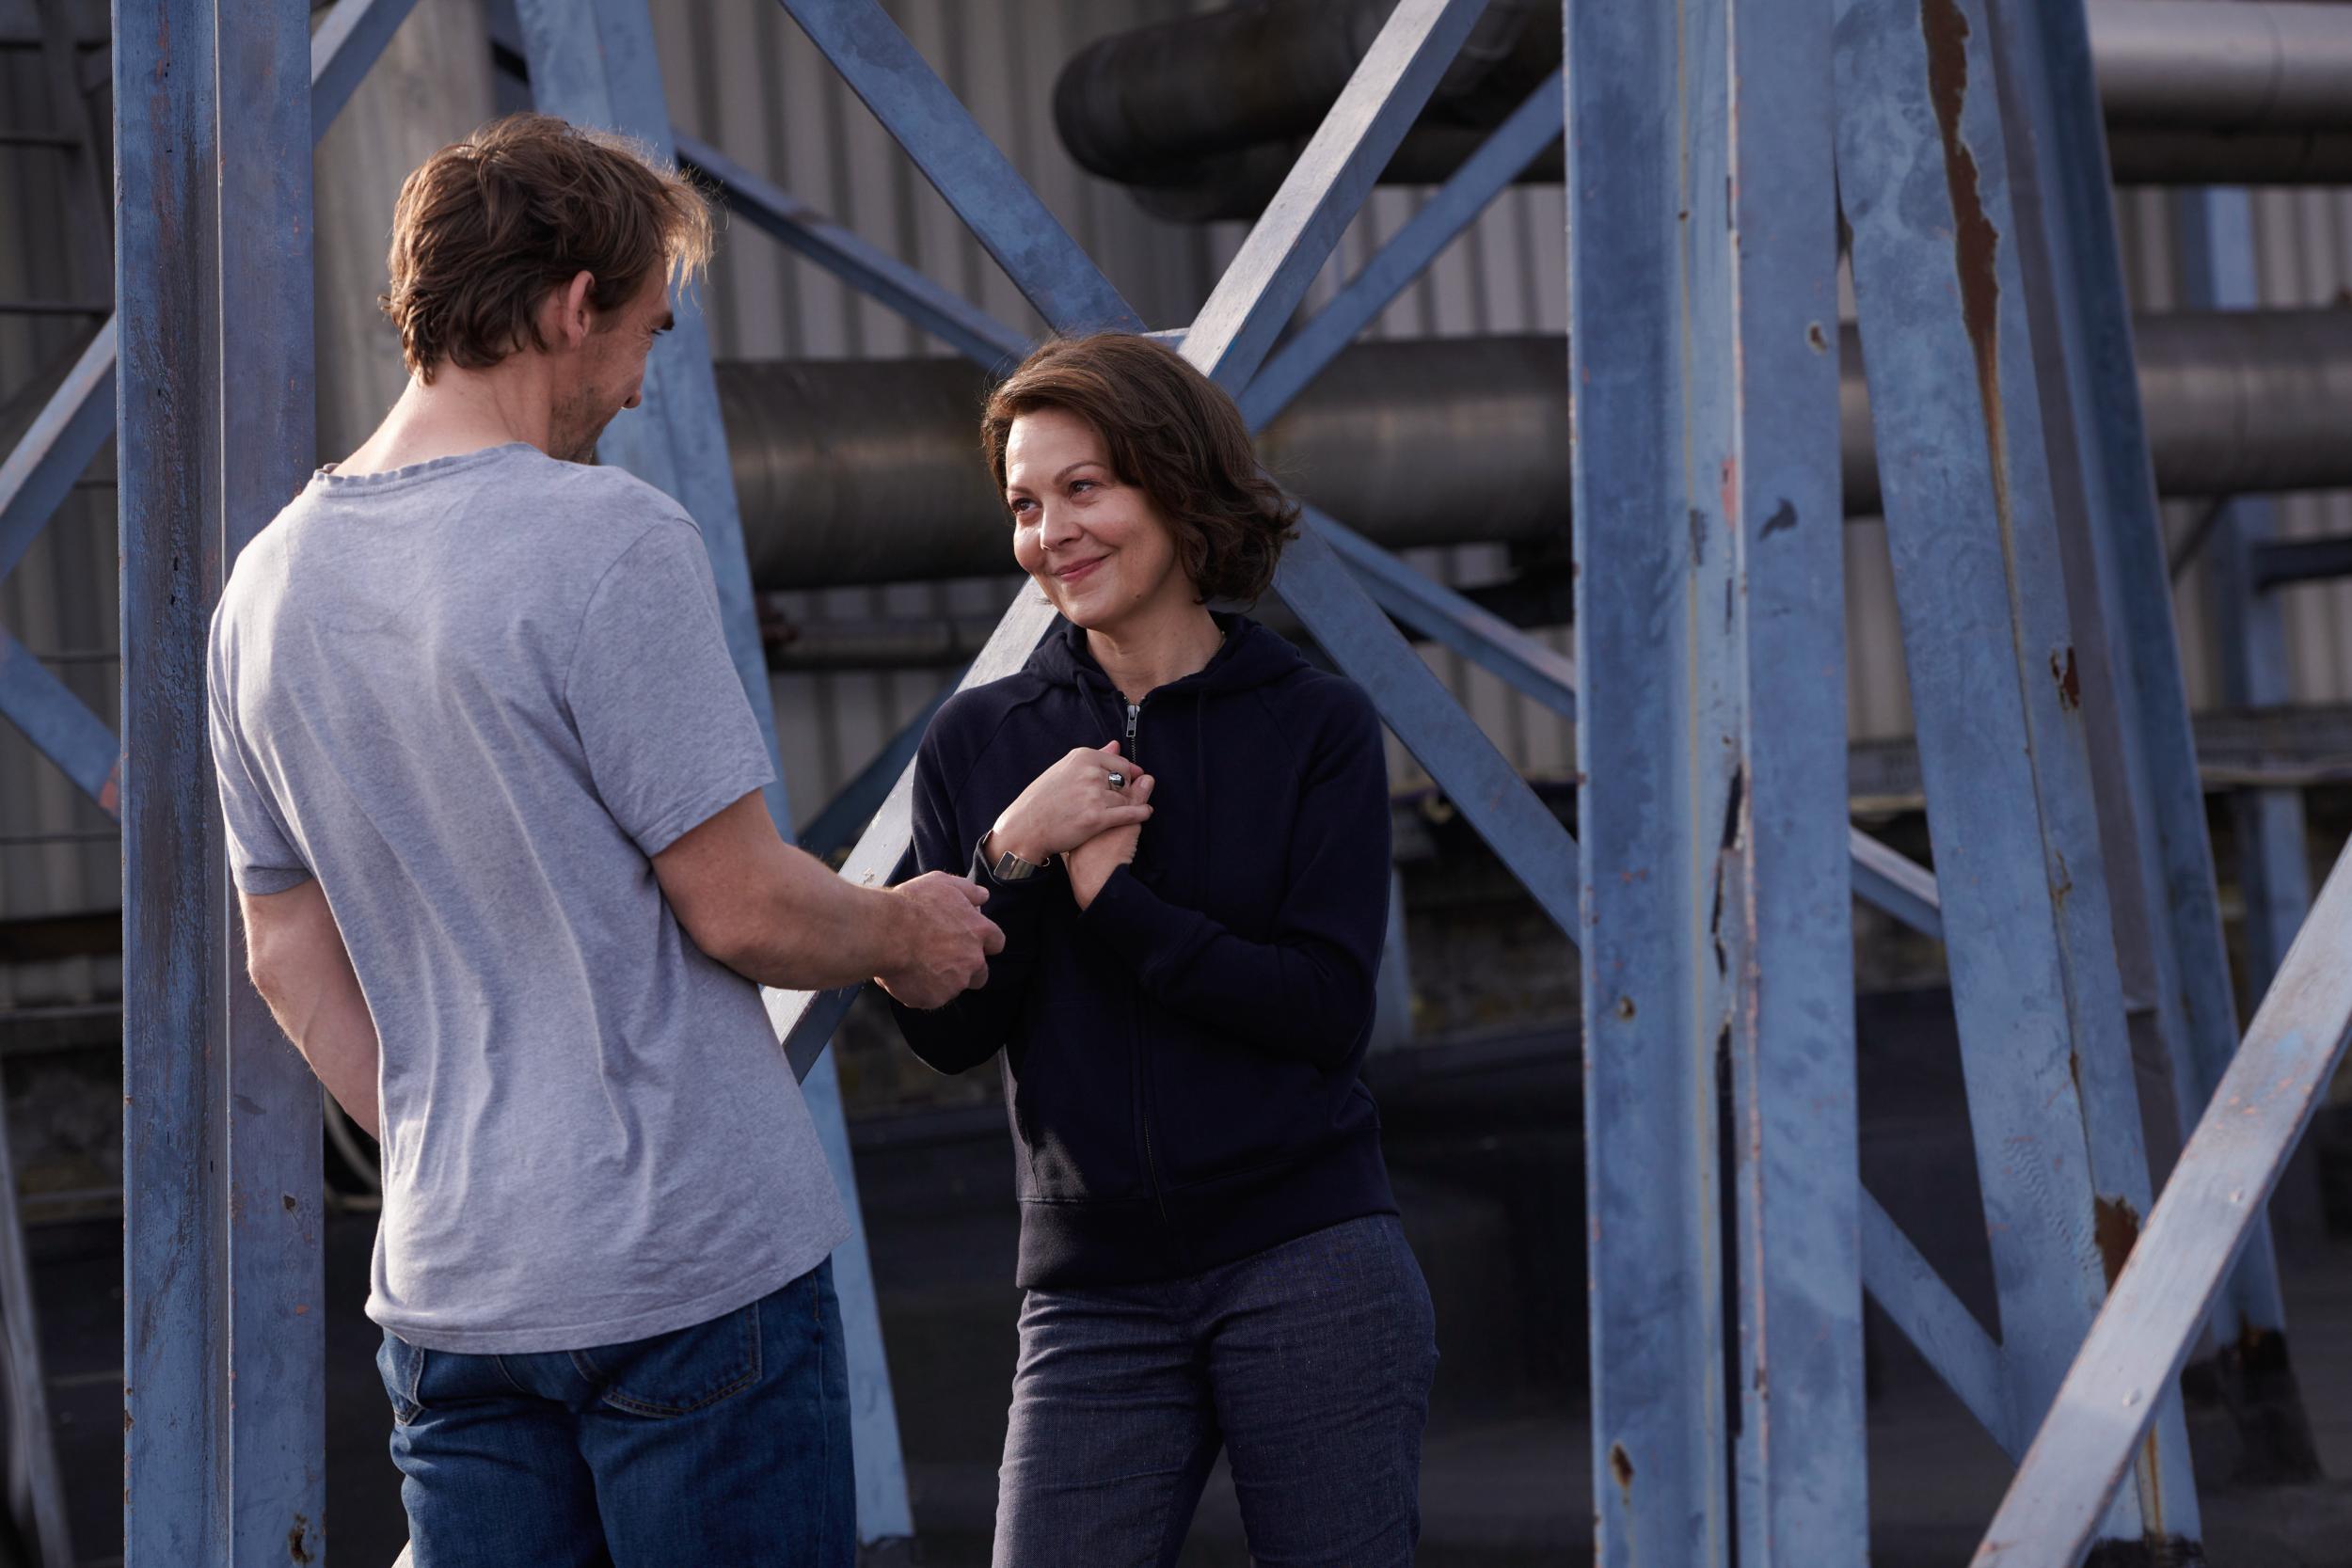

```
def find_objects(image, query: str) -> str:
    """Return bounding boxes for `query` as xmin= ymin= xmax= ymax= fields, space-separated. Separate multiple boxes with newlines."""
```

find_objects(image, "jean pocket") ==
xmin=569 ymin=1300 xmax=764 ymax=1419
xmin=375 ymin=1332 xmax=426 ymax=1425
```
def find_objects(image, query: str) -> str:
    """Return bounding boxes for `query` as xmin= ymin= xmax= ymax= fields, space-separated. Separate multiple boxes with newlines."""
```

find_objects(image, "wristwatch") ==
xmin=980 ymin=831 xmax=1046 ymax=883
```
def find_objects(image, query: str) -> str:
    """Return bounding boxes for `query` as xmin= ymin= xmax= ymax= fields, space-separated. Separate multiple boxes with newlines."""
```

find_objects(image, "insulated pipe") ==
xmin=1055 ymin=0 xmax=2352 ymax=216
xmin=718 ymin=311 xmax=2352 ymax=590
xmin=2094 ymin=0 xmax=2352 ymax=131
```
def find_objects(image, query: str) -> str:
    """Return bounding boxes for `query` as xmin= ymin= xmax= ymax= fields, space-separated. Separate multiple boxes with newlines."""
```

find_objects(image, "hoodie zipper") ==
xmin=1119 ymin=695 xmax=1177 ymax=1259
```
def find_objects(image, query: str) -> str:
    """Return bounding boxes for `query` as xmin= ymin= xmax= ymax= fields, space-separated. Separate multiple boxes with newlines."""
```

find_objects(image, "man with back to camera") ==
xmin=205 ymin=113 xmax=1001 ymax=1566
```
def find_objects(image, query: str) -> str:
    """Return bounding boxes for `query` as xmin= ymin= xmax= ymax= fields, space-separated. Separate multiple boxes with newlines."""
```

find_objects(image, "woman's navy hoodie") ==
xmin=887 ymin=613 xmax=1398 ymax=1289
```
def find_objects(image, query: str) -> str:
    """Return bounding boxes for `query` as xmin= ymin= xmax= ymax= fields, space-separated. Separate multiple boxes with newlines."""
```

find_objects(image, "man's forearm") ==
xmin=722 ymin=840 xmax=915 ymax=991
xmin=255 ymin=967 xmax=383 ymax=1139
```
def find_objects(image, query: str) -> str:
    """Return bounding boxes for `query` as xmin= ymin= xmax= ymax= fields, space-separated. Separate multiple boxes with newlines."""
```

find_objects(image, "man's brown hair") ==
xmin=981 ymin=334 xmax=1299 ymax=604
xmin=382 ymin=113 xmax=713 ymax=383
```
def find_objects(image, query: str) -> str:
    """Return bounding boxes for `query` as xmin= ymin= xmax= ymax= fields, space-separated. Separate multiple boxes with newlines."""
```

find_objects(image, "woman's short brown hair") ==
xmin=981 ymin=334 xmax=1299 ymax=604
xmin=382 ymin=113 xmax=713 ymax=383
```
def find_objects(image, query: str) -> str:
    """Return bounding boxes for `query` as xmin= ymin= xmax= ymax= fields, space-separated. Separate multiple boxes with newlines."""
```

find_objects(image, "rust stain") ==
xmin=1807 ymin=322 xmax=1829 ymax=354
xmin=1614 ymin=996 xmax=1637 ymax=1021
xmin=1922 ymin=0 xmax=2010 ymax=515
xmin=1720 ymin=457 xmax=1739 ymax=528
xmin=1608 ymin=1442 xmax=1636 ymax=1497
xmin=289 ymin=1513 xmax=315 ymax=1563
xmin=2051 ymin=646 xmax=2081 ymax=710
xmin=282 ymin=1193 xmax=297 ymax=1212
xmin=2093 ymin=1195 xmax=2140 ymax=1286
xmin=1760 ymin=500 xmax=1798 ymax=541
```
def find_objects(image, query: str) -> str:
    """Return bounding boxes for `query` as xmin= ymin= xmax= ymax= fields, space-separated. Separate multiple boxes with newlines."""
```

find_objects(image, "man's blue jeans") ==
xmin=993 ymin=1214 xmax=1438 ymax=1568
xmin=376 ymin=1259 xmax=854 ymax=1568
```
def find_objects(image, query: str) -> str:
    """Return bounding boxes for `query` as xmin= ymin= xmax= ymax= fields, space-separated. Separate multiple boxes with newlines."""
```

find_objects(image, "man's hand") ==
xmin=987 ymin=743 xmax=1154 ymax=866
xmin=1068 ymin=773 xmax=1156 ymax=911
xmin=877 ymin=871 xmax=1005 ymax=1009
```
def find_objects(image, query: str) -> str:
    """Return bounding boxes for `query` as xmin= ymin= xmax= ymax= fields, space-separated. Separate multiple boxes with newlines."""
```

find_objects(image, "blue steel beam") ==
xmin=1238 ymin=69 xmax=1562 ymax=432
xmin=1308 ymin=506 xmax=1576 ymax=722
xmin=801 ymin=669 xmax=967 ymax=863
xmin=0 ymin=626 xmax=117 ymax=817
xmin=4 ymin=0 xmax=415 ymax=592
xmin=117 ymin=0 xmax=225 ymax=1559
xmin=1991 ymin=0 xmax=2312 ymax=1472
xmin=1832 ymin=0 xmax=2198 ymax=1545
xmin=1861 ymin=1193 xmax=2013 ymax=1458
xmin=2190 ymin=211 xmax=2312 ymax=989
xmin=1571 ymin=1 xmax=1864 ymax=1560
xmin=1566 ymin=3 xmax=1729 ymax=1552
xmin=1718 ymin=3 xmax=1866 ymax=1556
xmin=675 ymin=133 xmax=1027 ymax=372
xmin=0 ymin=322 xmax=113 ymax=586
xmin=1 ymin=0 xmax=425 ymax=814
xmin=1269 ymin=523 xmax=1577 ymax=937
xmin=1184 ymin=0 xmax=1493 ymax=394
xmin=308 ymin=0 xmax=423 ymax=144
xmin=774 ymin=0 xmax=1142 ymax=336
xmin=516 ymin=0 xmax=914 ymax=1544
xmin=217 ymin=1 xmax=325 ymax=1560
xmin=1973 ymin=838 xmax=2352 ymax=1568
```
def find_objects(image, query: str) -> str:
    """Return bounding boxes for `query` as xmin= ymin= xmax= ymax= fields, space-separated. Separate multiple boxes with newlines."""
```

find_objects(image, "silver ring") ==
xmin=1105 ymin=769 xmax=1128 ymax=790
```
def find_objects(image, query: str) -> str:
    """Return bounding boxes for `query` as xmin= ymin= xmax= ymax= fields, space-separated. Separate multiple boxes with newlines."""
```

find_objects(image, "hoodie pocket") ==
xmin=1153 ymin=1036 xmax=1356 ymax=1188
xmin=1008 ymin=1018 xmax=1152 ymax=1203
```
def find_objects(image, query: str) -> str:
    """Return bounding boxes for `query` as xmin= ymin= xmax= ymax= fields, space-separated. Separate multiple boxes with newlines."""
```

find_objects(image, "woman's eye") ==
xmin=1069 ymin=479 xmax=1095 ymax=496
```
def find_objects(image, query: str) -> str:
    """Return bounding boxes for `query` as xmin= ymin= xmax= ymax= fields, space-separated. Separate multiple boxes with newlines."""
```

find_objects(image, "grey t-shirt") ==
xmin=207 ymin=442 xmax=848 ymax=1354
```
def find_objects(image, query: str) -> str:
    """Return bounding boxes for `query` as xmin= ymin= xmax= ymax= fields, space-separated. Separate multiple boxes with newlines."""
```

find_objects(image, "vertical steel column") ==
xmin=513 ymin=0 xmax=914 ymax=1544
xmin=1564 ymin=7 xmax=1725 ymax=1561
xmin=2179 ymin=188 xmax=2312 ymax=1004
xmin=1988 ymin=0 xmax=2316 ymax=1480
xmin=1831 ymin=0 xmax=2198 ymax=1550
xmin=1720 ymin=2 xmax=1865 ymax=1560
xmin=117 ymin=0 xmax=228 ymax=1560
xmin=1569 ymin=0 xmax=1862 ymax=1559
xmin=216 ymin=1 xmax=326 ymax=1560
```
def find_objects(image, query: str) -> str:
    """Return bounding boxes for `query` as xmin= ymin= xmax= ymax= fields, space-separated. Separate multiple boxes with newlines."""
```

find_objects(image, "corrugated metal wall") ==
xmin=2 ymin=0 xmax=2350 ymax=943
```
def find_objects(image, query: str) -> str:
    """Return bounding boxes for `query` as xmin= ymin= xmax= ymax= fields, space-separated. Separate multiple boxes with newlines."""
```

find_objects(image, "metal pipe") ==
xmin=2094 ymin=0 xmax=2352 ymax=131
xmin=1055 ymin=0 xmax=2352 ymax=217
xmin=720 ymin=310 xmax=2352 ymax=590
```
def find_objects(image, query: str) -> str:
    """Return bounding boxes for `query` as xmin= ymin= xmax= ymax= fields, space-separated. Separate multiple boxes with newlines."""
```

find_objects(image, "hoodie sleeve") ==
xmin=884 ymin=708 xmax=1055 ymax=1074
xmin=1079 ymin=684 xmax=1391 ymax=1071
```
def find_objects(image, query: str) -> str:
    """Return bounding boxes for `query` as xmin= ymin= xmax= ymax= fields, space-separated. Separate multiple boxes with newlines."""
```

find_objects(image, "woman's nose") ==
xmin=1039 ymin=505 xmax=1082 ymax=549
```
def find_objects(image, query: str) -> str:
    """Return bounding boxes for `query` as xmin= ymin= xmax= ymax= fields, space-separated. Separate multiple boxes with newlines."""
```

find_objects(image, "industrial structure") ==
xmin=0 ymin=0 xmax=2349 ymax=1563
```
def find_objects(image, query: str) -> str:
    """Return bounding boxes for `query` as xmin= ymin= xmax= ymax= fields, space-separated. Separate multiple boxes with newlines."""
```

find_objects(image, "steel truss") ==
xmin=0 ymin=0 xmax=2325 ymax=1560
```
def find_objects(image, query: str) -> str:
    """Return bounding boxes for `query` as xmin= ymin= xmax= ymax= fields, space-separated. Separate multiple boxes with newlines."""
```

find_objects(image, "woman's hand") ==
xmin=988 ymin=743 xmax=1152 ymax=866
xmin=1067 ymin=774 xmax=1156 ymax=911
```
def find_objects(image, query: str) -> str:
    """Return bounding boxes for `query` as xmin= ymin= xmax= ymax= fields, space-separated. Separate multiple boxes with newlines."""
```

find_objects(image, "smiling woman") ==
xmin=887 ymin=333 xmax=1438 ymax=1568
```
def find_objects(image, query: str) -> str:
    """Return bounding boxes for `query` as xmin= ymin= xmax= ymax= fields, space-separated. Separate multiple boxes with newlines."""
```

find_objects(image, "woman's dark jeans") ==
xmin=993 ymin=1214 xmax=1438 ymax=1568
xmin=375 ymin=1259 xmax=854 ymax=1568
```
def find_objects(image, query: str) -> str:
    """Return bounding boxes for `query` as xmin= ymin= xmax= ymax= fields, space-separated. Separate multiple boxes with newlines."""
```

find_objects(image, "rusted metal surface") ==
xmin=1992 ymin=0 xmax=2320 ymax=1484
xmin=1833 ymin=0 xmax=2201 ymax=1546
xmin=1975 ymin=837 xmax=2352 ymax=1566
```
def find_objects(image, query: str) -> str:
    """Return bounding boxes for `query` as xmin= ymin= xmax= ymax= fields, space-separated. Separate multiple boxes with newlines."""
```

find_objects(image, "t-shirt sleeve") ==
xmin=564 ymin=518 xmax=776 ymax=858
xmin=205 ymin=620 xmax=313 ymax=896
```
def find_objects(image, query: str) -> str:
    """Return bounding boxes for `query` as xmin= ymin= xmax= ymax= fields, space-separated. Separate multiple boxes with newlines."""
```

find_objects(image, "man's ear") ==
xmin=542 ymin=270 xmax=596 ymax=351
